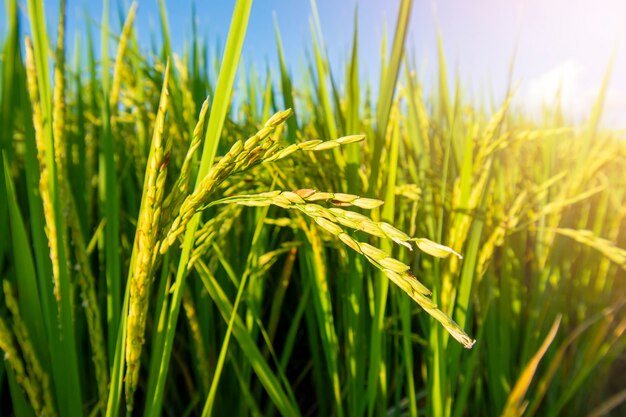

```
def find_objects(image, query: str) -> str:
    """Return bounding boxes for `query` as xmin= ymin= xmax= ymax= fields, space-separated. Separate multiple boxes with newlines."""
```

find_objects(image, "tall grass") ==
xmin=1 ymin=0 xmax=625 ymax=416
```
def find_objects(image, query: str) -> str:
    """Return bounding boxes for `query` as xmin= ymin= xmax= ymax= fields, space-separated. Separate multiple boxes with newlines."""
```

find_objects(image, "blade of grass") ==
xmin=201 ymin=203 xmax=271 ymax=415
xmin=501 ymin=316 xmax=561 ymax=417
xmin=195 ymin=260 xmax=301 ymax=416
xmin=98 ymin=0 xmax=122 ymax=365
xmin=299 ymin=221 xmax=344 ymax=417
xmin=25 ymin=0 xmax=84 ymax=414
xmin=366 ymin=107 xmax=399 ymax=417
xmin=2 ymin=154 xmax=47 ymax=363
xmin=368 ymin=0 xmax=413 ymax=197
xmin=273 ymin=15 xmax=298 ymax=139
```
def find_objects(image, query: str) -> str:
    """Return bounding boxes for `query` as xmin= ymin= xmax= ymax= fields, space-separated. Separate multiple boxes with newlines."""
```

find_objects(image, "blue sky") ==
xmin=3 ymin=0 xmax=625 ymax=127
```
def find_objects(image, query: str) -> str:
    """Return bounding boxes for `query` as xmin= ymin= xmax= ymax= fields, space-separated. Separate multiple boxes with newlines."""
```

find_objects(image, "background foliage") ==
xmin=1 ymin=0 xmax=625 ymax=416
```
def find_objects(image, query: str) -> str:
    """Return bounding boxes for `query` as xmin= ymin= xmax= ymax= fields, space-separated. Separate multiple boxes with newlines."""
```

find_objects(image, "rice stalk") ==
xmin=124 ymin=61 xmax=172 ymax=412
xmin=24 ymin=37 xmax=61 ymax=303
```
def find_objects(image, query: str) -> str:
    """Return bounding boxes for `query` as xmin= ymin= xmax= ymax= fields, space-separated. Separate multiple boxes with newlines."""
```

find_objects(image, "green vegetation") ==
xmin=1 ymin=0 xmax=625 ymax=416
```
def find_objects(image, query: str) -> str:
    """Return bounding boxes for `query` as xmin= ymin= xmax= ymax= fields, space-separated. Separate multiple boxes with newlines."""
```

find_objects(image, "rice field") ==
xmin=1 ymin=0 xmax=625 ymax=416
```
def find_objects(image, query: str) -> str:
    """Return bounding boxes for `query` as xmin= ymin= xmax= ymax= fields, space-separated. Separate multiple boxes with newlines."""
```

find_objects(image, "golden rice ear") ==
xmin=414 ymin=238 xmax=462 ymax=259
xmin=25 ymin=37 xmax=60 ymax=303
xmin=160 ymin=110 xmax=293 ymax=252
xmin=125 ymin=61 xmax=172 ymax=412
xmin=1 ymin=281 xmax=56 ymax=416
xmin=200 ymin=187 xmax=474 ymax=349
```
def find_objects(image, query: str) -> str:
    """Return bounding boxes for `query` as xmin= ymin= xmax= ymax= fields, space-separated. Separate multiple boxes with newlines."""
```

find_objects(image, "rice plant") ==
xmin=1 ymin=0 xmax=625 ymax=416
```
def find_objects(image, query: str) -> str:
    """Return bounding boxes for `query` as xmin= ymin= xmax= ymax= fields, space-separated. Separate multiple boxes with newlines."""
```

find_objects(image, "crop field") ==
xmin=1 ymin=0 xmax=625 ymax=416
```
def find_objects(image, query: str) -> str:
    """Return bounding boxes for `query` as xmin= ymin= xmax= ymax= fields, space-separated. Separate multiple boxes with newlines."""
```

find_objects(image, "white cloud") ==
xmin=516 ymin=60 xmax=587 ymax=119
xmin=514 ymin=60 xmax=626 ymax=129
